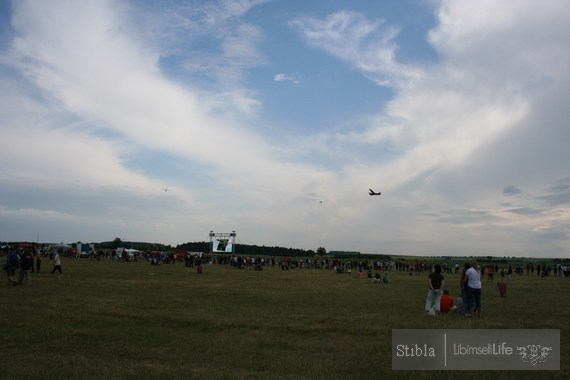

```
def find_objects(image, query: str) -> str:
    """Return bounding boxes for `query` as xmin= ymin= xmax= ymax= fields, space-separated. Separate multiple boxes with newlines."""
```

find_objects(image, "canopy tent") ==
xmin=52 ymin=242 xmax=72 ymax=249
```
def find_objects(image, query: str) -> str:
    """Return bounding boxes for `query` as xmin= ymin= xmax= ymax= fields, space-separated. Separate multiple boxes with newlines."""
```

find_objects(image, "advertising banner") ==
xmin=392 ymin=329 xmax=559 ymax=370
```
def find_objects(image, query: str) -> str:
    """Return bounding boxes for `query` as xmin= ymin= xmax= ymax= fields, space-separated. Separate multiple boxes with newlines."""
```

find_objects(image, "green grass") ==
xmin=1 ymin=258 xmax=569 ymax=379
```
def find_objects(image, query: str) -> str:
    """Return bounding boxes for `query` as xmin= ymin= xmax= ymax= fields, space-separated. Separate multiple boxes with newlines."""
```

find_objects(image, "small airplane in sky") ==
xmin=369 ymin=189 xmax=381 ymax=196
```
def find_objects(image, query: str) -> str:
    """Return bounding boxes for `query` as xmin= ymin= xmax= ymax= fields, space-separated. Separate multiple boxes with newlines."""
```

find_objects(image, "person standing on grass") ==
xmin=459 ymin=262 xmax=471 ymax=302
xmin=35 ymin=253 xmax=42 ymax=272
xmin=424 ymin=264 xmax=444 ymax=315
xmin=487 ymin=264 xmax=494 ymax=282
xmin=4 ymin=249 xmax=20 ymax=286
xmin=51 ymin=249 xmax=63 ymax=275
xmin=464 ymin=261 xmax=482 ymax=317
xmin=18 ymin=249 xmax=34 ymax=285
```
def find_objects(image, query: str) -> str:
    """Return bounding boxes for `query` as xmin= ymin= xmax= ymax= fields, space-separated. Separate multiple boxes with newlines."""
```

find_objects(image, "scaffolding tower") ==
xmin=209 ymin=231 xmax=236 ymax=254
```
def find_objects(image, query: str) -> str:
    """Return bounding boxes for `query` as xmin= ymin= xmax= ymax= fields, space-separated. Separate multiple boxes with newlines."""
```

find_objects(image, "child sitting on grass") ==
xmin=440 ymin=289 xmax=457 ymax=313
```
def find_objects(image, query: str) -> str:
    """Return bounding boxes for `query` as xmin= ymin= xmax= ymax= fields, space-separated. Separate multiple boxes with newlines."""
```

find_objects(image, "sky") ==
xmin=1 ymin=0 xmax=569 ymax=258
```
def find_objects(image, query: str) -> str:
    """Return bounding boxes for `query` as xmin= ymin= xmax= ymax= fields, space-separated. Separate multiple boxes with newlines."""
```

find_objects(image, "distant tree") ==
xmin=316 ymin=247 xmax=327 ymax=256
xmin=112 ymin=238 xmax=122 ymax=249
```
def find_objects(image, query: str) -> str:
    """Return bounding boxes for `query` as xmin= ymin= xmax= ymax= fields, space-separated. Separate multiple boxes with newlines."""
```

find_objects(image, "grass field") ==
xmin=1 ymin=257 xmax=568 ymax=379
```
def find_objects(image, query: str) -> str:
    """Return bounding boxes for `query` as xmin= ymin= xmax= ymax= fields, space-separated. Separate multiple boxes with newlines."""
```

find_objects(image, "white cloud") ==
xmin=7 ymin=1 xmax=274 ymax=174
xmin=290 ymin=10 xmax=423 ymax=87
xmin=0 ymin=0 xmax=335 ymax=245
xmin=287 ymin=1 xmax=570 ymax=256
xmin=273 ymin=73 xmax=299 ymax=84
xmin=0 ymin=0 xmax=568 ymax=256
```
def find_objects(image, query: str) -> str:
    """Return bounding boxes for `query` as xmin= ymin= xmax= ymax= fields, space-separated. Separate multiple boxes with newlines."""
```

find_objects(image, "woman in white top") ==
xmin=464 ymin=261 xmax=482 ymax=317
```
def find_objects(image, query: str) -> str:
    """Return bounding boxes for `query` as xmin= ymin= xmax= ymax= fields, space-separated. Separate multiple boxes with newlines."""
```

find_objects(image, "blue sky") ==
xmin=1 ymin=0 xmax=569 ymax=257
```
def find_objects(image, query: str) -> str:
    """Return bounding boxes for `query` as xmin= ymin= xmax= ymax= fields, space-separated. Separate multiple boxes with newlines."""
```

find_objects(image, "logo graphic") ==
xmin=516 ymin=344 xmax=552 ymax=366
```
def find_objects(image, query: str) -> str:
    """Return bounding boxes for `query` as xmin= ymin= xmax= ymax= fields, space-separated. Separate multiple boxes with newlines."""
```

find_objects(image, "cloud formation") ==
xmin=0 ymin=0 xmax=568 ymax=258
xmin=290 ymin=10 xmax=422 ymax=87
xmin=274 ymin=73 xmax=299 ymax=84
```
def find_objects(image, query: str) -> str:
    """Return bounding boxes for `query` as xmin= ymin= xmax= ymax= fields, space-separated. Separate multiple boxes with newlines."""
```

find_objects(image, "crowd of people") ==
xmin=2 ymin=247 xmax=63 ymax=286
xmin=419 ymin=259 xmax=556 ymax=318
xmin=422 ymin=260 xmax=491 ymax=317
xmin=422 ymin=261 xmax=480 ymax=317
xmin=4 ymin=245 xmax=567 ymax=321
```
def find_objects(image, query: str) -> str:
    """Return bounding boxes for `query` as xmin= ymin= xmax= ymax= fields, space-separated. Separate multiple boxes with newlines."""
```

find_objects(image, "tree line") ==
xmin=94 ymin=238 xmax=317 ymax=257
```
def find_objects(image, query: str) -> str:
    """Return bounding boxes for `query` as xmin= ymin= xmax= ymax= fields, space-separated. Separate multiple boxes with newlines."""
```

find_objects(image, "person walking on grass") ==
xmin=51 ymin=249 xmax=63 ymax=275
xmin=424 ymin=264 xmax=444 ymax=315
xmin=464 ymin=261 xmax=482 ymax=317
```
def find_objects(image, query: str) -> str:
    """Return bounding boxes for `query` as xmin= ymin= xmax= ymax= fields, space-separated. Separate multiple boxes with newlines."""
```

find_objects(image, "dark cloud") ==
xmin=537 ymin=178 xmax=570 ymax=206
xmin=503 ymin=185 xmax=522 ymax=196
xmin=436 ymin=209 xmax=498 ymax=224
xmin=504 ymin=207 xmax=542 ymax=216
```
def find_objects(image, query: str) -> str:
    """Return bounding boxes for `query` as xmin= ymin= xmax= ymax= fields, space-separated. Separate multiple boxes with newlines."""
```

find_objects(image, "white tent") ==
xmin=116 ymin=247 xmax=140 ymax=261
xmin=52 ymin=242 xmax=72 ymax=249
